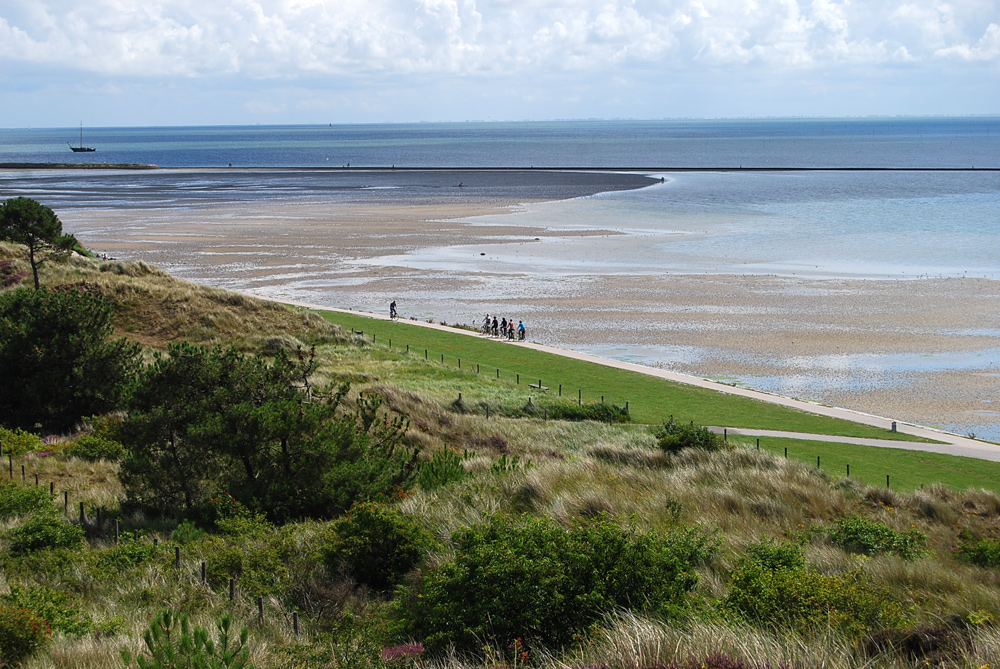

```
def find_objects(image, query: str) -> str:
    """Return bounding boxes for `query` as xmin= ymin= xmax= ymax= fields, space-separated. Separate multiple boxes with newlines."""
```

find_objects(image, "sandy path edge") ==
xmin=260 ymin=294 xmax=1000 ymax=461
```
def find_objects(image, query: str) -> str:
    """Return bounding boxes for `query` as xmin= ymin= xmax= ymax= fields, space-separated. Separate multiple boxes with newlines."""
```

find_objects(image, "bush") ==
xmin=0 ymin=605 xmax=52 ymax=665
xmin=0 ymin=426 xmax=44 ymax=457
xmin=0 ymin=481 xmax=53 ymax=518
xmin=93 ymin=536 xmax=162 ymax=575
xmin=723 ymin=561 xmax=906 ymax=638
xmin=400 ymin=514 xmax=713 ymax=652
xmin=0 ymin=286 xmax=141 ymax=432
xmin=515 ymin=400 xmax=630 ymax=424
xmin=0 ymin=585 xmax=92 ymax=636
xmin=121 ymin=609 xmax=252 ymax=669
xmin=955 ymin=532 xmax=1000 ymax=569
xmin=324 ymin=502 xmax=436 ymax=592
xmin=655 ymin=418 xmax=725 ymax=454
xmin=828 ymin=515 xmax=928 ymax=559
xmin=416 ymin=449 xmax=467 ymax=490
xmin=6 ymin=512 xmax=85 ymax=555
xmin=64 ymin=433 xmax=126 ymax=462
xmin=744 ymin=538 xmax=806 ymax=572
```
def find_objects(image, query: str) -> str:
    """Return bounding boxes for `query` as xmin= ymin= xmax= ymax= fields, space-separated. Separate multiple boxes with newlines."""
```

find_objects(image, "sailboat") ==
xmin=68 ymin=123 xmax=96 ymax=152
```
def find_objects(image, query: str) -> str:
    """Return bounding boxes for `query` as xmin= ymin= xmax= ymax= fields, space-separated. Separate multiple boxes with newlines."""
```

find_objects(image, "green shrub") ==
xmin=171 ymin=520 xmax=206 ymax=544
xmin=0 ymin=426 xmax=44 ymax=457
xmin=655 ymin=418 xmax=725 ymax=454
xmin=65 ymin=434 xmax=126 ymax=462
xmin=120 ymin=609 xmax=252 ymax=669
xmin=94 ymin=536 xmax=162 ymax=575
xmin=515 ymin=400 xmax=630 ymax=423
xmin=955 ymin=532 xmax=1000 ymax=569
xmin=0 ymin=605 xmax=52 ymax=664
xmin=205 ymin=543 xmax=290 ymax=599
xmin=323 ymin=502 xmax=435 ymax=592
xmin=744 ymin=538 xmax=806 ymax=572
xmin=400 ymin=514 xmax=712 ymax=652
xmin=0 ymin=481 xmax=53 ymax=518
xmin=6 ymin=512 xmax=85 ymax=555
xmin=723 ymin=561 xmax=906 ymax=638
xmin=0 ymin=584 xmax=92 ymax=636
xmin=829 ymin=516 xmax=928 ymax=559
xmin=416 ymin=449 xmax=467 ymax=490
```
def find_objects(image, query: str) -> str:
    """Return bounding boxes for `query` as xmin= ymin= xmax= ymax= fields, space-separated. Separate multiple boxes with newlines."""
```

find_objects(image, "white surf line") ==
xmin=260 ymin=295 xmax=1000 ymax=459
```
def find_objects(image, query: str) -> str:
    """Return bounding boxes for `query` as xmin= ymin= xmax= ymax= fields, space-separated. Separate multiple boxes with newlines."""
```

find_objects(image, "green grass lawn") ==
xmin=730 ymin=435 xmax=1000 ymax=493
xmin=317 ymin=310 xmax=929 ymax=442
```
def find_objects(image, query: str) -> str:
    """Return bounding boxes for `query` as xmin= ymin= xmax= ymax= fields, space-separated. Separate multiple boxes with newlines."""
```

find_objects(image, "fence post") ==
xmin=723 ymin=429 xmax=727 ymax=441
xmin=50 ymin=481 xmax=54 ymax=494
xmin=115 ymin=519 xmax=120 ymax=543
xmin=625 ymin=401 xmax=629 ymax=414
xmin=756 ymin=438 xmax=760 ymax=450
xmin=175 ymin=546 xmax=181 ymax=569
xmin=201 ymin=561 xmax=207 ymax=586
xmin=784 ymin=447 xmax=788 ymax=459
xmin=293 ymin=611 xmax=300 ymax=636
xmin=7 ymin=454 xmax=11 ymax=478
xmin=64 ymin=490 xmax=68 ymax=514
xmin=578 ymin=389 xmax=582 ymax=405
xmin=517 ymin=374 xmax=519 ymax=384
xmin=847 ymin=464 xmax=850 ymax=477
xmin=79 ymin=501 xmax=86 ymax=525
xmin=486 ymin=406 xmax=490 ymax=419
xmin=229 ymin=578 xmax=235 ymax=600
xmin=458 ymin=358 xmax=461 ymax=369
xmin=258 ymin=596 xmax=264 ymax=624
xmin=21 ymin=464 xmax=25 ymax=482
xmin=817 ymin=456 xmax=821 ymax=469
xmin=886 ymin=475 xmax=890 ymax=488
xmin=34 ymin=473 xmax=38 ymax=486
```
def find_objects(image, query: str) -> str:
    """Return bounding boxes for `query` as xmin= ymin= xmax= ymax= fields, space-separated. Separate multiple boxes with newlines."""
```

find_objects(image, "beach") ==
xmin=52 ymin=168 xmax=1000 ymax=443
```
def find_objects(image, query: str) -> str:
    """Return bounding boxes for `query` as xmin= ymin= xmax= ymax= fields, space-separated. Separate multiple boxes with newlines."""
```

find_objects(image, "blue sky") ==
xmin=1 ymin=0 xmax=998 ymax=127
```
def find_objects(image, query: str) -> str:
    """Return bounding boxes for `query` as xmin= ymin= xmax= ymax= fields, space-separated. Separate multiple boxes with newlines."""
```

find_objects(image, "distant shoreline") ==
xmin=2 ymin=163 xmax=998 ymax=172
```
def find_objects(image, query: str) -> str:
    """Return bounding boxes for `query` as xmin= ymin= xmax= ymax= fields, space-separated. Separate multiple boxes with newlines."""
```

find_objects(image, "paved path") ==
xmin=269 ymin=298 xmax=1000 ymax=462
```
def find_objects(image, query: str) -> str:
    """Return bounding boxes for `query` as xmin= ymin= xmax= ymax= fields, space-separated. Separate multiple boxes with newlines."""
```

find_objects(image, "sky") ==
xmin=1 ymin=0 xmax=998 ymax=127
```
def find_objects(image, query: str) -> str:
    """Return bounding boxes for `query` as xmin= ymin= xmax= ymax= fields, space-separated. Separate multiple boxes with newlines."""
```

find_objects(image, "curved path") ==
xmin=267 ymin=298 xmax=1000 ymax=462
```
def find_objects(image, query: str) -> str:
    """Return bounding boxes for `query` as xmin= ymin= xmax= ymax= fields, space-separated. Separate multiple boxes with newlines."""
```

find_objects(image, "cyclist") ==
xmin=389 ymin=300 xmax=397 ymax=320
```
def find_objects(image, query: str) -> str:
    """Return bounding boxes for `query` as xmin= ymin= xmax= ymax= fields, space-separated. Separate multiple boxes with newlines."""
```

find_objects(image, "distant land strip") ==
xmin=0 ymin=162 xmax=160 ymax=169
xmin=1 ymin=163 xmax=999 ymax=172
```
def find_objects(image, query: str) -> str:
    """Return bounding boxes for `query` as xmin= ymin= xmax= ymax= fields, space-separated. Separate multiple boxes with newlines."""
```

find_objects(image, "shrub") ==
xmin=6 ymin=512 xmax=85 ymax=555
xmin=516 ymin=400 xmax=630 ymax=424
xmin=416 ymin=449 xmax=467 ymax=490
xmin=323 ymin=502 xmax=436 ymax=592
xmin=0 ymin=584 xmax=92 ymax=636
xmin=400 ymin=514 xmax=712 ymax=652
xmin=94 ymin=536 xmax=162 ymax=575
xmin=723 ymin=561 xmax=906 ymax=638
xmin=0 ymin=481 xmax=53 ymax=518
xmin=0 ymin=426 xmax=44 ymax=457
xmin=0 ymin=286 xmax=141 ymax=432
xmin=828 ymin=515 xmax=928 ymax=559
xmin=955 ymin=532 xmax=1000 ymax=569
xmin=171 ymin=520 xmax=206 ymax=544
xmin=120 ymin=609 xmax=252 ymax=669
xmin=744 ymin=538 xmax=806 ymax=572
xmin=0 ymin=605 xmax=52 ymax=665
xmin=64 ymin=433 xmax=126 ymax=462
xmin=655 ymin=418 xmax=725 ymax=454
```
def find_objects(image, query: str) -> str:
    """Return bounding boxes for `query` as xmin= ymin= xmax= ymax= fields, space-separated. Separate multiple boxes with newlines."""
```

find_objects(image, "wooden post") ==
xmin=425 ymin=349 xmax=428 ymax=360
xmin=258 ymin=596 xmax=264 ymax=624
xmin=201 ymin=561 xmax=207 ymax=585
xmin=115 ymin=519 xmax=120 ymax=543
xmin=96 ymin=507 xmax=102 ymax=529
xmin=154 ymin=536 xmax=159 ymax=546
xmin=406 ymin=344 xmax=409 ymax=353
xmin=756 ymin=438 xmax=760 ymax=450
xmin=175 ymin=546 xmax=181 ymax=569
xmin=293 ymin=611 xmax=300 ymax=636
xmin=8 ymin=454 xmax=12 ymax=478
xmin=441 ymin=353 xmax=444 ymax=363
xmin=21 ymin=464 xmax=25 ymax=481
xmin=847 ymin=464 xmax=850 ymax=477
xmin=50 ymin=481 xmax=54 ymax=494
xmin=723 ymin=429 xmax=727 ymax=441
xmin=578 ymin=389 xmax=581 ymax=405
xmin=64 ymin=490 xmax=68 ymax=514
xmin=517 ymin=374 xmax=519 ymax=384
xmin=486 ymin=406 xmax=490 ymax=419
xmin=784 ymin=447 xmax=788 ymax=458
xmin=458 ymin=358 xmax=461 ymax=369
xmin=34 ymin=473 xmax=38 ymax=485
xmin=229 ymin=577 xmax=235 ymax=600
xmin=477 ymin=364 xmax=480 ymax=373
xmin=886 ymin=475 xmax=890 ymax=488
xmin=79 ymin=502 xmax=86 ymax=525
xmin=559 ymin=384 xmax=562 ymax=396
xmin=496 ymin=368 xmax=500 ymax=379
xmin=625 ymin=401 xmax=629 ymax=414
xmin=817 ymin=456 xmax=821 ymax=469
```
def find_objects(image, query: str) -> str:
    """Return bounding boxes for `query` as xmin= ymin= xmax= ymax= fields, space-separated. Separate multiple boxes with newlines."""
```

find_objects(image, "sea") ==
xmin=2 ymin=117 xmax=999 ymax=439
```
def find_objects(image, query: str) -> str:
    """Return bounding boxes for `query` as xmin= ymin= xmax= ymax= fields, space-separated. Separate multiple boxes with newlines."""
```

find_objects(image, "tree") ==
xmin=0 ymin=197 xmax=80 ymax=290
xmin=0 ymin=287 xmax=142 ymax=432
xmin=118 ymin=342 xmax=417 ymax=522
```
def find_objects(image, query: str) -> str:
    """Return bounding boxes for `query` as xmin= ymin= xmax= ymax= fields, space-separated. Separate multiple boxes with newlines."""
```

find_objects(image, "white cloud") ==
xmin=1 ymin=0 xmax=997 ymax=80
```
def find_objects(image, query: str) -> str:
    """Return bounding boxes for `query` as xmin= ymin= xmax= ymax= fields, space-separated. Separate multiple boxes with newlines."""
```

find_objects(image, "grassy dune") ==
xmin=5 ymin=247 xmax=1000 ymax=668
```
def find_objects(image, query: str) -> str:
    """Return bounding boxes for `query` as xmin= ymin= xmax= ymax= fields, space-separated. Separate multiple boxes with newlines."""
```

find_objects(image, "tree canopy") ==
xmin=0 ymin=197 xmax=79 ymax=289
xmin=0 ymin=286 xmax=142 ymax=433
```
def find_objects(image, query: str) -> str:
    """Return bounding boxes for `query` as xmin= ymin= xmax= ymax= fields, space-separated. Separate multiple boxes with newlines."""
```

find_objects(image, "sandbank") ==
xmin=60 ymin=182 xmax=1000 ymax=443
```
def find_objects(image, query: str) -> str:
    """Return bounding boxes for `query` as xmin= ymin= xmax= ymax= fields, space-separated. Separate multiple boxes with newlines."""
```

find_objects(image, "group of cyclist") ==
xmin=482 ymin=313 xmax=526 ymax=341
xmin=388 ymin=302 xmax=526 ymax=341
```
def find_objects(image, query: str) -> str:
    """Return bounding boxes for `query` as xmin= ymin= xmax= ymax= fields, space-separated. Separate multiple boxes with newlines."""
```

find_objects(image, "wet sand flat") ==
xmin=59 ymin=181 xmax=1000 ymax=442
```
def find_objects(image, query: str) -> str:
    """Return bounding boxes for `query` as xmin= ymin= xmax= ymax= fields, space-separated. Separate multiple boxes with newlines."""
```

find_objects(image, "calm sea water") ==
xmin=3 ymin=117 xmax=1000 ymax=168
